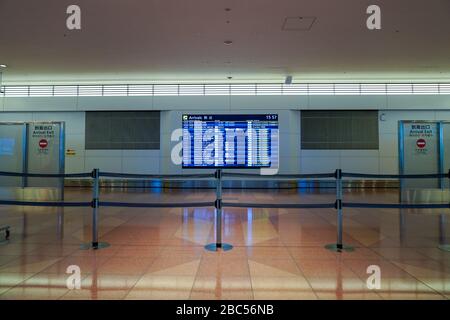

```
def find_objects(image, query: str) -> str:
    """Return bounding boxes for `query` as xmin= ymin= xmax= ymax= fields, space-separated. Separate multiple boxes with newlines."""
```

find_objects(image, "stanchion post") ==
xmin=336 ymin=169 xmax=343 ymax=249
xmin=92 ymin=168 xmax=100 ymax=249
xmin=80 ymin=168 xmax=110 ymax=250
xmin=205 ymin=169 xmax=232 ymax=252
xmin=216 ymin=169 xmax=222 ymax=248
xmin=438 ymin=169 xmax=450 ymax=252
xmin=325 ymin=169 xmax=354 ymax=252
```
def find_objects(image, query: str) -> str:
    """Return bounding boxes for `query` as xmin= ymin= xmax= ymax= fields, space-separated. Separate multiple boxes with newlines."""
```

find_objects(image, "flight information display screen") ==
xmin=182 ymin=114 xmax=279 ymax=168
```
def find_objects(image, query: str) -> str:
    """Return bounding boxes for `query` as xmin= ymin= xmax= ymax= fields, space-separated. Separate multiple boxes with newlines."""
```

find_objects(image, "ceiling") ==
xmin=1 ymin=0 xmax=450 ymax=84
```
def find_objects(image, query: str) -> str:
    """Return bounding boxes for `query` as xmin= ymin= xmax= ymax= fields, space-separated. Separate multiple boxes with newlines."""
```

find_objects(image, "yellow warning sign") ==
xmin=66 ymin=149 xmax=76 ymax=156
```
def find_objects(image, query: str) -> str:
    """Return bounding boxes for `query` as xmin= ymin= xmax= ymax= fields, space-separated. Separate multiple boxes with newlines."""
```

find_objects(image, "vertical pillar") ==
xmin=92 ymin=168 xmax=99 ymax=248
xmin=216 ymin=169 xmax=222 ymax=248
xmin=438 ymin=122 xmax=445 ymax=189
xmin=21 ymin=123 xmax=29 ymax=239
xmin=205 ymin=169 xmax=232 ymax=251
xmin=336 ymin=169 xmax=343 ymax=249
xmin=57 ymin=124 xmax=65 ymax=238
xmin=325 ymin=169 xmax=354 ymax=252
xmin=438 ymin=169 xmax=450 ymax=252
xmin=22 ymin=123 xmax=29 ymax=188
xmin=398 ymin=121 xmax=405 ymax=203
xmin=81 ymin=168 xmax=109 ymax=250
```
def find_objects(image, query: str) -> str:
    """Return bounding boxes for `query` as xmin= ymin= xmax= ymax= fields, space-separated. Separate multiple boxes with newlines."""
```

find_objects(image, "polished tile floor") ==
xmin=0 ymin=188 xmax=449 ymax=300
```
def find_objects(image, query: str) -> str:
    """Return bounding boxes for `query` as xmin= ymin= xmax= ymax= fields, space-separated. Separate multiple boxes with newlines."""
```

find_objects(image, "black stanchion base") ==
xmin=324 ymin=243 xmax=355 ymax=252
xmin=204 ymin=243 xmax=233 ymax=252
xmin=80 ymin=242 xmax=111 ymax=250
xmin=438 ymin=244 xmax=450 ymax=252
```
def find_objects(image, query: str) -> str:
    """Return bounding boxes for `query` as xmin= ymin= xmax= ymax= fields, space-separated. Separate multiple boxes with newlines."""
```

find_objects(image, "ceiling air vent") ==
xmin=282 ymin=16 xmax=316 ymax=31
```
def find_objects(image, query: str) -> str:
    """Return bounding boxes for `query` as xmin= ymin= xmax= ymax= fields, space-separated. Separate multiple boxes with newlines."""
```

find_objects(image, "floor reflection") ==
xmin=0 ymin=188 xmax=449 ymax=300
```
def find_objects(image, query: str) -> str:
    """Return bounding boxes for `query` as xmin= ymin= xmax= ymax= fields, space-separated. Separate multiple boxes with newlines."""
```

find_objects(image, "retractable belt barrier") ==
xmin=99 ymin=172 xmax=214 ymax=180
xmin=223 ymin=202 xmax=335 ymax=209
xmin=0 ymin=168 xmax=448 ymax=252
xmin=0 ymin=200 xmax=91 ymax=207
xmin=222 ymin=172 xmax=336 ymax=179
xmin=342 ymin=172 xmax=448 ymax=179
xmin=99 ymin=201 xmax=214 ymax=208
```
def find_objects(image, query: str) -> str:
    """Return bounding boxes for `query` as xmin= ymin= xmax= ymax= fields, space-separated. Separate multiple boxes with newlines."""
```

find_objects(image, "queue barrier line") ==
xmin=0 ymin=200 xmax=92 ymax=207
xmin=0 ymin=170 xmax=448 ymax=180
xmin=99 ymin=201 xmax=214 ymax=208
xmin=0 ymin=168 xmax=449 ymax=252
xmin=222 ymin=172 xmax=335 ymax=179
xmin=343 ymin=202 xmax=450 ymax=209
xmin=0 ymin=171 xmax=92 ymax=178
xmin=1 ymin=199 xmax=445 ymax=210
xmin=99 ymin=172 xmax=215 ymax=180
xmin=342 ymin=172 xmax=449 ymax=179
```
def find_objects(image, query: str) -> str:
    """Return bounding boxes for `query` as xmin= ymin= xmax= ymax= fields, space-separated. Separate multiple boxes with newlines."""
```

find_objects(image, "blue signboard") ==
xmin=182 ymin=114 xmax=279 ymax=168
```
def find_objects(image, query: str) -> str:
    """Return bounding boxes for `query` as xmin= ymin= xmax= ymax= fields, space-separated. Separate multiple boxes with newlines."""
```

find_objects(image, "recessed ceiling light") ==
xmin=0 ymin=64 xmax=7 ymax=68
xmin=224 ymin=40 xmax=233 ymax=45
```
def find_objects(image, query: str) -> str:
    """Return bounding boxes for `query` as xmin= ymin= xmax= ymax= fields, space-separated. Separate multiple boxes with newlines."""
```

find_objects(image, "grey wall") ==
xmin=160 ymin=109 xmax=300 ymax=174
xmin=1 ymin=94 xmax=450 ymax=174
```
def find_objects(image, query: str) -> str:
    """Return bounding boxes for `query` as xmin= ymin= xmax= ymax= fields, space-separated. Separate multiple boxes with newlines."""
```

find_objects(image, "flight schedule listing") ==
xmin=182 ymin=114 xmax=279 ymax=168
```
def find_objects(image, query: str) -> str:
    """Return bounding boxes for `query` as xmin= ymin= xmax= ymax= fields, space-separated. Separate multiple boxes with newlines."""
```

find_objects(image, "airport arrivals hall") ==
xmin=0 ymin=0 xmax=450 ymax=302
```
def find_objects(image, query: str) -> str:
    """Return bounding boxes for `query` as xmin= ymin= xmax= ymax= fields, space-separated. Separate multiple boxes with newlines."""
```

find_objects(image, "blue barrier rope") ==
xmin=99 ymin=172 xmax=215 ymax=179
xmin=343 ymin=202 xmax=450 ymax=209
xmin=222 ymin=172 xmax=335 ymax=179
xmin=342 ymin=172 xmax=448 ymax=179
xmin=0 ymin=200 xmax=92 ymax=207
xmin=99 ymin=201 xmax=215 ymax=208
xmin=222 ymin=202 xmax=335 ymax=209
xmin=0 ymin=171 xmax=92 ymax=178
xmin=0 ymin=170 xmax=446 ymax=180
xmin=0 ymin=199 xmax=446 ymax=210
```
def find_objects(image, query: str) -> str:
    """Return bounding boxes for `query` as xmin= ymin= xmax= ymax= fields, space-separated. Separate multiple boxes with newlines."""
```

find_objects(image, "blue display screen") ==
xmin=0 ymin=138 xmax=15 ymax=156
xmin=182 ymin=114 xmax=279 ymax=168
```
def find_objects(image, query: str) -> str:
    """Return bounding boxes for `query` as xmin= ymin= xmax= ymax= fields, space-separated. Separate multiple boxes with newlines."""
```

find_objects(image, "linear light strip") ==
xmin=1 ymin=83 xmax=450 ymax=97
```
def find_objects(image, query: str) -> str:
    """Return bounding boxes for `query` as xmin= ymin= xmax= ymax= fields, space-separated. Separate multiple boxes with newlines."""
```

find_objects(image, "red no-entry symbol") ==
xmin=39 ymin=139 xmax=48 ymax=148
xmin=416 ymin=139 xmax=426 ymax=149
